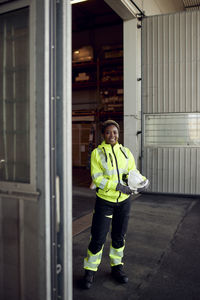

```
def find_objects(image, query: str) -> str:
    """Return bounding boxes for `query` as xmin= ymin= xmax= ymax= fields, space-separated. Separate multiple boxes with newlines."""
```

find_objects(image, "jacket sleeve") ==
xmin=127 ymin=148 xmax=146 ymax=181
xmin=91 ymin=149 xmax=118 ymax=191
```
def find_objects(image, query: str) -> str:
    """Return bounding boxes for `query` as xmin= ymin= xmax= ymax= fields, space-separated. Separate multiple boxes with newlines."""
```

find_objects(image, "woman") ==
xmin=83 ymin=120 xmax=148 ymax=289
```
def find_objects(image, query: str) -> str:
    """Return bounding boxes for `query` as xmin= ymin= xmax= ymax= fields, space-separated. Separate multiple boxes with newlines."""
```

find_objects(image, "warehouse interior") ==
xmin=71 ymin=0 xmax=200 ymax=220
xmin=72 ymin=0 xmax=123 ymax=194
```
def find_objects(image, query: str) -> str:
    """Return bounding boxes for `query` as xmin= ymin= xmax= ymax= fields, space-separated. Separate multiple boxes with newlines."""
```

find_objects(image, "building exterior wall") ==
xmin=123 ymin=0 xmax=185 ymax=170
xmin=142 ymin=10 xmax=200 ymax=194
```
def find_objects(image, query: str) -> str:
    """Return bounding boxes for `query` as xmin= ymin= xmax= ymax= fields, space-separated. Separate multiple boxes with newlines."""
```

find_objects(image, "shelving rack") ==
xmin=72 ymin=47 xmax=124 ymax=166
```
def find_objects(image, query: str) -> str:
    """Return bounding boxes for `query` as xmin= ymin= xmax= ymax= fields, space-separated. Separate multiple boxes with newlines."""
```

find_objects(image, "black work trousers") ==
xmin=88 ymin=196 xmax=131 ymax=254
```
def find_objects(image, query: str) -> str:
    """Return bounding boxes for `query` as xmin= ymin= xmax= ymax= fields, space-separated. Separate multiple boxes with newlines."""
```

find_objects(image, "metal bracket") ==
xmin=56 ymin=264 xmax=62 ymax=274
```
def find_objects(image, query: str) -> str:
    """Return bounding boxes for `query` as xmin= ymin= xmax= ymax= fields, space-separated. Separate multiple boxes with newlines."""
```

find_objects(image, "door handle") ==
xmin=56 ymin=176 xmax=60 ymax=233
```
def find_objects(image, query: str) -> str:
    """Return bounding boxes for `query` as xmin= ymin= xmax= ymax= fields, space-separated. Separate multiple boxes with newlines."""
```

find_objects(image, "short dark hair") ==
xmin=101 ymin=120 xmax=120 ymax=134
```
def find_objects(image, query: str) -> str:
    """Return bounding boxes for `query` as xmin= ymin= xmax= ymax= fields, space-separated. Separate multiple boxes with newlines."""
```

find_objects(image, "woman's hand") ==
xmin=116 ymin=183 xmax=132 ymax=195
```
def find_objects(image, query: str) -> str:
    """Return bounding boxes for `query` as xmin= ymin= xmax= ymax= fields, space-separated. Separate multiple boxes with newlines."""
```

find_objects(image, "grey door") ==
xmin=0 ymin=3 xmax=40 ymax=300
xmin=141 ymin=10 xmax=200 ymax=195
xmin=0 ymin=1 xmax=72 ymax=300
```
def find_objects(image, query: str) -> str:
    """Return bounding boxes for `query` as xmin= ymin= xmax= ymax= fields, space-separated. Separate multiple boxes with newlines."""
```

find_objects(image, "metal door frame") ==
xmin=44 ymin=0 xmax=72 ymax=299
xmin=44 ymin=0 xmax=72 ymax=298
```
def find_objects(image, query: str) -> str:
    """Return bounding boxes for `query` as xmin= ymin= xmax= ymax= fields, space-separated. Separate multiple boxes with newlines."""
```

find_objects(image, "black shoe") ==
xmin=111 ymin=265 xmax=128 ymax=284
xmin=83 ymin=270 xmax=96 ymax=289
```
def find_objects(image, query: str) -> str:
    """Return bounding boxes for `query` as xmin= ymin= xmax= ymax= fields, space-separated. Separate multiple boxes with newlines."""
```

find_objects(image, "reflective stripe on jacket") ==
xmin=91 ymin=141 xmax=145 ymax=203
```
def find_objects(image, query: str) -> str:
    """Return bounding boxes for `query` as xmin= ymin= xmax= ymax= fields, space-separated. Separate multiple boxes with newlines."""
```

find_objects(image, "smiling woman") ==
xmin=102 ymin=119 xmax=119 ymax=146
xmin=82 ymin=119 xmax=148 ymax=289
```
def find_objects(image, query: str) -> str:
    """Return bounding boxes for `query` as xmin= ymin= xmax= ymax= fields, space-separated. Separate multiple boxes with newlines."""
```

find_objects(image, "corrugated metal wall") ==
xmin=142 ymin=10 xmax=200 ymax=194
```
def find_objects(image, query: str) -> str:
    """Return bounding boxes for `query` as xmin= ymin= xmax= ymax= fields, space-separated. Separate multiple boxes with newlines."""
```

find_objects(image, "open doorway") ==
xmin=72 ymin=0 xmax=124 ymax=220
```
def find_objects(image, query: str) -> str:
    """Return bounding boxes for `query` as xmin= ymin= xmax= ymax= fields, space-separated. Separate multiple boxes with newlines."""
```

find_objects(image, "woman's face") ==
xmin=104 ymin=125 xmax=119 ymax=146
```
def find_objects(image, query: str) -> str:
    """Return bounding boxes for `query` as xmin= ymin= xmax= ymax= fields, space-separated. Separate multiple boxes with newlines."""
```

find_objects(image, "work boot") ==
xmin=111 ymin=264 xmax=128 ymax=283
xmin=83 ymin=270 xmax=96 ymax=289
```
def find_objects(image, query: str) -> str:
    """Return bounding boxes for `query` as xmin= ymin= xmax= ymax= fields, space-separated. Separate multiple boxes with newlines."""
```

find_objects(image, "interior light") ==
xmin=70 ymin=0 xmax=88 ymax=4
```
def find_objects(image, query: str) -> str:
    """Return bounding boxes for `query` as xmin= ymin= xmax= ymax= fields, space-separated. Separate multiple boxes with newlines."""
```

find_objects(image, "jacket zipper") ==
xmin=109 ymin=153 xmax=113 ymax=167
xmin=102 ymin=147 xmax=107 ymax=162
xmin=112 ymin=146 xmax=121 ymax=203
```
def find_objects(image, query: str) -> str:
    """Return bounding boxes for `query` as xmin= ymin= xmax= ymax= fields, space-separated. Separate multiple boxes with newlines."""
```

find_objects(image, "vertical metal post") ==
xmin=11 ymin=25 xmax=16 ymax=180
xmin=50 ymin=0 xmax=58 ymax=298
xmin=44 ymin=0 xmax=51 ymax=298
xmin=44 ymin=0 xmax=72 ymax=298
xmin=62 ymin=1 xmax=72 ymax=299
xmin=19 ymin=200 xmax=25 ymax=300
xmin=2 ymin=21 xmax=8 ymax=180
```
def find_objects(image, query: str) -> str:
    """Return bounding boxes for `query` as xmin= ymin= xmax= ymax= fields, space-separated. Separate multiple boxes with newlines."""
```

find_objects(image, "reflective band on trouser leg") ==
xmin=109 ymin=244 xmax=125 ymax=267
xmin=84 ymin=248 xmax=103 ymax=271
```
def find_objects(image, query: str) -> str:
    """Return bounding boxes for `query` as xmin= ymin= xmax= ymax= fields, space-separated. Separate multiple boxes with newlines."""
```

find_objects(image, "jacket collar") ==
xmin=99 ymin=140 xmax=121 ymax=151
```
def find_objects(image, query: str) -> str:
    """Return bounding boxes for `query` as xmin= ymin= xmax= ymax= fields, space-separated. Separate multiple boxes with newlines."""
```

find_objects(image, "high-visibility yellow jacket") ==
xmin=91 ymin=141 xmax=146 ymax=203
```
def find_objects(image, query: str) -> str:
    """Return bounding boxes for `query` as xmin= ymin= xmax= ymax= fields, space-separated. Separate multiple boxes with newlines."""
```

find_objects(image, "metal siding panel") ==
xmin=158 ymin=16 xmax=163 ymax=113
xmin=151 ymin=149 xmax=155 ymax=191
xmin=184 ymin=148 xmax=191 ymax=193
xmin=168 ymin=148 xmax=174 ymax=192
xmin=174 ymin=14 xmax=181 ymax=112
xmin=163 ymin=148 xmax=168 ymax=193
xmin=153 ymin=17 xmax=158 ymax=113
xmin=142 ymin=19 xmax=147 ymax=113
xmin=142 ymin=11 xmax=200 ymax=115
xmin=191 ymin=12 xmax=197 ymax=111
xmin=154 ymin=148 xmax=158 ymax=191
xmin=142 ymin=11 xmax=200 ymax=194
xmin=143 ymin=148 xmax=148 ymax=179
xmin=157 ymin=148 xmax=163 ymax=191
xmin=180 ymin=13 xmax=186 ymax=112
xmin=169 ymin=15 xmax=175 ymax=112
xmin=191 ymin=148 xmax=197 ymax=193
xmin=173 ymin=148 xmax=180 ymax=193
xmin=163 ymin=16 xmax=169 ymax=113
xmin=179 ymin=148 xmax=185 ymax=192
xmin=186 ymin=13 xmax=192 ymax=112
xmin=148 ymin=18 xmax=153 ymax=114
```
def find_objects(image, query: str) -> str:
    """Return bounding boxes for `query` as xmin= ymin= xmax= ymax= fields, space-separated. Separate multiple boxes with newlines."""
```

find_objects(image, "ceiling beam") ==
xmin=104 ymin=0 xmax=142 ymax=20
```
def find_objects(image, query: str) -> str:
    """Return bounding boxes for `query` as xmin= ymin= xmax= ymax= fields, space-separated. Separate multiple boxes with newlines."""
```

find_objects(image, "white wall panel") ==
xmin=142 ymin=10 xmax=200 ymax=114
xmin=142 ymin=10 xmax=200 ymax=194
xmin=142 ymin=147 xmax=200 ymax=194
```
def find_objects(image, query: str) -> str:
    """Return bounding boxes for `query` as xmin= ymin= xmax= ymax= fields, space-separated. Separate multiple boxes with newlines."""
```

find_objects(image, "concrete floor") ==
xmin=73 ymin=186 xmax=95 ymax=220
xmin=73 ymin=193 xmax=200 ymax=300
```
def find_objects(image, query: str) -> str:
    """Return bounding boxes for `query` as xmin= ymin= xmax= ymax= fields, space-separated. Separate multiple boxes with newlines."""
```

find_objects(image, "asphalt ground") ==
xmin=73 ymin=193 xmax=200 ymax=300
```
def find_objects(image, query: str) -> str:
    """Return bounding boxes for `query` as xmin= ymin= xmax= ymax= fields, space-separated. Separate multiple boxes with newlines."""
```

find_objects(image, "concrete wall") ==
xmin=124 ymin=18 xmax=142 ymax=168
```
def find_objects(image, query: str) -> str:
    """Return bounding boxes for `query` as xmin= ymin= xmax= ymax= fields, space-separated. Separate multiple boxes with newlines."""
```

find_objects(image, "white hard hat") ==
xmin=128 ymin=170 xmax=148 ymax=190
